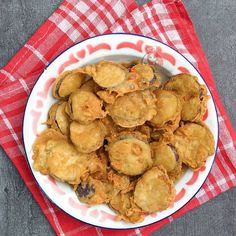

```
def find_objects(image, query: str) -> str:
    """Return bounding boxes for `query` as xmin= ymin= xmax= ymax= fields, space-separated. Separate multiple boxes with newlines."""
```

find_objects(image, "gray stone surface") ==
xmin=0 ymin=0 xmax=235 ymax=236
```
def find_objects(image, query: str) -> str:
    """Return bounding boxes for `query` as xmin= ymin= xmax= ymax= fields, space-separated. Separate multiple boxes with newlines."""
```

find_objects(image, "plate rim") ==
xmin=22 ymin=32 xmax=219 ymax=230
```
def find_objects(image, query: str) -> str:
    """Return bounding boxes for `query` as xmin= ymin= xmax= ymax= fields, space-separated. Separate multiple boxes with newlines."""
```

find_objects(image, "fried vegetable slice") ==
xmin=108 ymin=133 xmax=153 ymax=176
xmin=33 ymin=129 xmax=88 ymax=185
xmin=76 ymin=177 xmax=108 ymax=204
xmin=66 ymin=89 xmax=106 ymax=124
xmin=109 ymin=192 xmax=145 ymax=223
xmin=47 ymin=102 xmax=70 ymax=135
xmin=80 ymin=79 xmax=101 ymax=93
xmin=150 ymin=90 xmax=181 ymax=131
xmin=151 ymin=141 xmax=183 ymax=182
xmin=173 ymin=122 xmax=215 ymax=170
xmin=134 ymin=166 xmax=175 ymax=213
xmin=84 ymin=61 xmax=128 ymax=88
xmin=52 ymin=70 xmax=86 ymax=99
xmin=164 ymin=73 xmax=209 ymax=121
xmin=70 ymin=120 xmax=106 ymax=153
xmin=107 ymin=90 xmax=157 ymax=127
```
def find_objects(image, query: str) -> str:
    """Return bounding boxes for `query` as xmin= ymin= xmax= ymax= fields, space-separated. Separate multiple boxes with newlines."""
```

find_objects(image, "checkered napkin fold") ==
xmin=0 ymin=0 xmax=235 ymax=235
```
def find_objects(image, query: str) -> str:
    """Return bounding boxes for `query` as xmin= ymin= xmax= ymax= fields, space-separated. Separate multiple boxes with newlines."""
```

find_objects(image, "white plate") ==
xmin=23 ymin=33 xmax=218 ymax=229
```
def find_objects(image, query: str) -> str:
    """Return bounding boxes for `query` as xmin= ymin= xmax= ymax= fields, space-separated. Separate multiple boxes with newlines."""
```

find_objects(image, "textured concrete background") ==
xmin=0 ymin=0 xmax=235 ymax=235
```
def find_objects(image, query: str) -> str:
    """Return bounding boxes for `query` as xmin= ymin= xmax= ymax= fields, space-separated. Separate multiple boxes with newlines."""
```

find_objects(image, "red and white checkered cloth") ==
xmin=0 ymin=0 xmax=235 ymax=235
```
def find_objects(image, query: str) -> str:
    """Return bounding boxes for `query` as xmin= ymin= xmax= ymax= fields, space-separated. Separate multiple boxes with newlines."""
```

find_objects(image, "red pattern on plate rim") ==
xmin=174 ymin=188 xmax=186 ymax=202
xmin=68 ymin=197 xmax=90 ymax=216
xmin=31 ymin=110 xmax=41 ymax=136
xmin=37 ymin=78 xmax=55 ymax=99
xmin=87 ymin=43 xmax=111 ymax=54
xmin=186 ymin=166 xmax=206 ymax=186
xmin=116 ymin=40 xmax=144 ymax=52
xmin=203 ymin=109 xmax=209 ymax=121
xmin=44 ymin=176 xmax=65 ymax=195
xmin=58 ymin=54 xmax=79 ymax=74
xmin=178 ymin=66 xmax=190 ymax=73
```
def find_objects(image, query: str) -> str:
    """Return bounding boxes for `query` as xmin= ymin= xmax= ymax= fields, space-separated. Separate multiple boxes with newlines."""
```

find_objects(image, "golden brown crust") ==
xmin=107 ymin=90 xmax=157 ymax=127
xmin=173 ymin=122 xmax=215 ymax=170
xmin=164 ymin=73 xmax=209 ymax=122
xmin=134 ymin=166 xmax=175 ymax=213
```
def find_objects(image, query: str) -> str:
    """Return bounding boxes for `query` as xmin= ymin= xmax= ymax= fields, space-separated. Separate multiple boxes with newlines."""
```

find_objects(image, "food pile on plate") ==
xmin=32 ymin=60 xmax=215 ymax=223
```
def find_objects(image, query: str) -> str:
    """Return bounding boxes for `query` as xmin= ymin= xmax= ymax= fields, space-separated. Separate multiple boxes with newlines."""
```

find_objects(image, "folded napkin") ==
xmin=0 ymin=0 xmax=235 ymax=235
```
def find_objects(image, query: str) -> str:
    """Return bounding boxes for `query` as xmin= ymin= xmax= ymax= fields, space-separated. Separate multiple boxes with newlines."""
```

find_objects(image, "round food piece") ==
xmin=151 ymin=141 xmax=183 ymax=182
xmin=66 ymin=89 xmax=106 ymax=124
xmin=47 ymin=102 xmax=70 ymax=135
xmin=132 ymin=63 xmax=154 ymax=82
xmin=152 ymin=143 xmax=177 ymax=172
xmin=150 ymin=90 xmax=181 ymax=131
xmin=174 ymin=122 xmax=215 ymax=170
xmin=32 ymin=129 xmax=88 ymax=184
xmin=85 ymin=61 xmax=128 ymax=88
xmin=33 ymin=129 xmax=66 ymax=174
xmin=108 ymin=136 xmax=153 ymax=175
xmin=70 ymin=120 xmax=106 ymax=153
xmin=52 ymin=70 xmax=85 ymax=99
xmin=109 ymin=192 xmax=144 ymax=223
xmin=107 ymin=90 xmax=157 ymax=127
xmin=76 ymin=177 xmax=108 ymax=205
xmin=134 ymin=166 xmax=175 ymax=213
xmin=164 ymin=73 xmax=209 ymax=121
xmin=46 ymin=139 xmax=88 ymax=184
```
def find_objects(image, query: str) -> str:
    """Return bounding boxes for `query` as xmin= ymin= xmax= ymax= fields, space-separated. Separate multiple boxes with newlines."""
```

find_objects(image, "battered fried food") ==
xmin=173 ymin=122 xmax=215 ymax=170
xmin=164 ymin=73 xmax=209 ymax=121
xmin=151 ymin=141 xmax=183 ymax=182
xmin=107 ymin=90 xmax=157 ymax=127
xmin=32 ymin=60 xmax=215 ymax=224
xmin=134 ymin=166 xmax=175 ymax=212
xmin=66 ymin=89 xmax=106 ymax=124
xmin=33 ymin=129 xmax=88 ymax=185
xmin=109 ymin=192 xmax=145 ymax=223
xmin=70 ymin=120 xmax=106 ymax=153
xmin=84 ymin=61 xmax=128 ymax=88
xmin=52 ymin=70 xmax=85 ymax=99
xmin=107 ymin=132 xmax=153 ymax=175
xmin=47 ymin=102 xmax=70 ymax=135
xmin=150 ymin=90 xmax=182 ymax=131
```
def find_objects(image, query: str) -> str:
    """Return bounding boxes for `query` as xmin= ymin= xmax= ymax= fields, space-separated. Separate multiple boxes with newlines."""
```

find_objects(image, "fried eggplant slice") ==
xmin=66 ymin=89 xmax=106 ymax=124
xmin=76 ymin=177 xmax=109 ymax=204
xmin=33 ymin=129 xmax=88 ymax=184
xmin=134 ymin=166 xmax=175 ymax=213
xmin=70 ymin=120 xmax=106 ymax=153
xmin=173 ymin=122 xmax=215 ymax=170
xmin=109 ymin=192 xmax=145 ymax=223
xmin=80 ymin=79 xmax=101 ymax=93
xmin=164 ymin=73 xmax=209 ymax=121
xmin=151 ymin=141 xmax=183 ymax=182
xmin=84 ymin=61 xmax=128 ymax=88
xmin=107 ymin=132 xmax=153 ymax=175
xmin=52 ymin=70 xmax=85 ymax=99
xmin=150 ymin=90 xmax=181 ymax=131
xmin=47 ymin=102 xmax=70 ymax=135
xmin=107 ymin=90 xmax=157 ymax=128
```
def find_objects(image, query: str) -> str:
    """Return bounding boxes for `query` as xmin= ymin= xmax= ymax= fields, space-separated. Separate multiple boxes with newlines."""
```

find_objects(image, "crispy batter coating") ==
xmin=84 ymin=61 xmax=128 ymax=88
xmin=76 ymin=177 xmax=108 ymax=205
xmin=108 ymin=133 xmax=153 ymax=176
xmin=151 ymin=141 xmax=183 ymax=182
xmin=109 ymin=192 xmax=145 ymax=223
xmin=52 ymin=70 xmax=85 ymax=99
xmin=66 ymin=89 xmax=106 ymax=124
xmin=164 ymin=73 xmax=209 ymax=121
xmin=70 ymin=120 xmax=106 ymax=153
xmin=33 ymin=129 xmax=88 ymax=185
xmin=32 ymin=61 xmax=215 ymax=223
xmin=134 ymin=166 xmax=175 ymax=212
xmin=173 ymin=122 xmax=215 ymax=170
xmin=150 ymin=90 xmax=181 ymax=131
xmin=47 ymin=102 xmax=70 ymax=135
xmin=107 ymin=90 xmax=157 ymax=127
